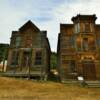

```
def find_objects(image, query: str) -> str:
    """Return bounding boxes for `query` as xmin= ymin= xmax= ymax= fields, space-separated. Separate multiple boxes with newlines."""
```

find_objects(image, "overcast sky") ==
xmin=0 ymin=0 xmax=100 ymax=51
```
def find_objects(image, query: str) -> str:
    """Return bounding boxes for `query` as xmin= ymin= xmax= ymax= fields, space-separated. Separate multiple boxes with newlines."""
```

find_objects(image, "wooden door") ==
xmin=83 ymin=61 xmax=96 ymax=80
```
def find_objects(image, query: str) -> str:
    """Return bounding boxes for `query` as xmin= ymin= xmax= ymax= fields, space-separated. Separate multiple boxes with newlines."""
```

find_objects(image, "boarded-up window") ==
xmin=35 ymin=51 xmax=42 ymax=65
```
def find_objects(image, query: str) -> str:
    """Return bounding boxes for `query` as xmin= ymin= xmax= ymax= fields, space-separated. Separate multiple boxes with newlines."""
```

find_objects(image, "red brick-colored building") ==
xmin=57 ymin=14 xmax=100 ymax=82
xmin=7 ymin=21 xmax=51 ymax=80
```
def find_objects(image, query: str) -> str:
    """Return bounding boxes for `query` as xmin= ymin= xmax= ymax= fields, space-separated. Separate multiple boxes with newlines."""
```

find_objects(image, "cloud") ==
xmin=0 ymin=0 xmax=100 ymax=51
xmin=53 ymin=0 xmax=100 ymax=23
xmin=0 ymin=0 xmax=65 ymax=51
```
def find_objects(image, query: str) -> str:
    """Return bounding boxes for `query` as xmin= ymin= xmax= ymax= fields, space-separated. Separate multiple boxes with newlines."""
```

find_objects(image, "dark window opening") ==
xmin=69 ymin=60 xmax=75 ymax=73
xmin=16 ymin=37 xmax=21 ymax=47
xmin=35 ymin=51 xmax=42 ymax=65
xmin=11 ymin=51 xmax=19 ymax=66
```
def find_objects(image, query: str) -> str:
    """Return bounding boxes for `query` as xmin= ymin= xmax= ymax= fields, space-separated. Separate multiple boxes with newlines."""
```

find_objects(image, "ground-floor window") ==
xmin=11 ymin=51 xmax=19 ymax=66
xmin=69 ymin=60 xmax=75 ymax=73
xmin=35 ymin=51 xmax=42 ymax=65
xmin=62 ymin=59 xmax=76 ymax=73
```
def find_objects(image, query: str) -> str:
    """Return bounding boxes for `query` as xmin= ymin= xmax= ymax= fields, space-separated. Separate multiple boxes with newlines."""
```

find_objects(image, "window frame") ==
xmin=11 ymin=51 xmax=19 ymax=66
xmin=84 ymin=23 xmax=91 ymax=32
xmin=34 ymin=51 xmax=42 ymax=65
xmin=15 ymin=36 xmax=21 ymax=47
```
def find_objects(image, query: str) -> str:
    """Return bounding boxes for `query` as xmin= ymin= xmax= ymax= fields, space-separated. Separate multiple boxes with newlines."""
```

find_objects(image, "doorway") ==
xmin=22 ymin=51 xmax=31 ymax=67
xmin=82 ymin=61 xmax=96 ymax=80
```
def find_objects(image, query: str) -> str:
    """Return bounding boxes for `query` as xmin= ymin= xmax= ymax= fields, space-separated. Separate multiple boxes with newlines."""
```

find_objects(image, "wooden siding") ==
xmin=58 ymin=14 xmax=100 ymax=81
xmin=7 ymin=21 xmax=51 ymax=80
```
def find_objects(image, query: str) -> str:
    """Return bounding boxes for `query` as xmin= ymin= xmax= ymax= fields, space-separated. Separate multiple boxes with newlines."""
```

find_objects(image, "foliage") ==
xmin=50 ymin=52 xmax=57 ymax=69
xmin=0 ymin=44 xmax=9 ymax=63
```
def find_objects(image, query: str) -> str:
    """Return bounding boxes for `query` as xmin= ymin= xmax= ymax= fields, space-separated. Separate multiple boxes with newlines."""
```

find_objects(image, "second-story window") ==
xmin=84 ymin=23 xmax=91 ymax=32
xmin=75 ymin=24 xmax=77 ymax=33
xmin=75 ymin=23 xmax=80 ymax=33
xmin=77 ymin=23 xmax=80 ymax=33
xmin=76 ymin=37 xmax=82 ymax=51
xmin=25 ymin=35 xmax=32 ymax=47
xmin=83 ymin=38 xmax=88 ymax=51
xmin=16 ymin=37 xmax=21 ymax=47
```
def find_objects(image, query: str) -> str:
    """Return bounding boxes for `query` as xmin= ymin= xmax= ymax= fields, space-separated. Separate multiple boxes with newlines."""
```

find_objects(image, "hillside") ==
xmin=0 ymin=77 xmax=100 ymax=100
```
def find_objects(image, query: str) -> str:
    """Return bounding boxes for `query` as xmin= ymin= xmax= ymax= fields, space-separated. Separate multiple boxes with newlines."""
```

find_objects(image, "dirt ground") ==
xmin=0 ymin=77 xmax=100 ymax=100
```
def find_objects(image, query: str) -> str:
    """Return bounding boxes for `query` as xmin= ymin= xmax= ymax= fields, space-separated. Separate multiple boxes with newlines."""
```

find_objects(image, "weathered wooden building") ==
xmin=57 ymin=14 xmax=100 ymax=82
xmin=7 ymin=20 xmax=51 ymax=80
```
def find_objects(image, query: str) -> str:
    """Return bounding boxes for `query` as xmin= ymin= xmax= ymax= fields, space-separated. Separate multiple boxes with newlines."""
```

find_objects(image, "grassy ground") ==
xmin=0 ymin=77 xmax=100 ymax=100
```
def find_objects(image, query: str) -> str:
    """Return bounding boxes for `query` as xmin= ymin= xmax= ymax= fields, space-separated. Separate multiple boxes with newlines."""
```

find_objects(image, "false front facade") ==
xmin=57 ymin=14 xmax=100 ymax=82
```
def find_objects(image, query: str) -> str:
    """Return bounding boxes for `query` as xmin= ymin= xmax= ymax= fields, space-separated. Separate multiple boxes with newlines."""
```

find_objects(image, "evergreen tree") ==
xmin=50 ymin=52 xmax=57 ymax=69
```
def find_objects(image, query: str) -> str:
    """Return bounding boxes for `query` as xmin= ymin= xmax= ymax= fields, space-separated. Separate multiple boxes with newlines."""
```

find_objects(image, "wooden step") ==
xmin=85 ymin=81 xmax=100 ymax=88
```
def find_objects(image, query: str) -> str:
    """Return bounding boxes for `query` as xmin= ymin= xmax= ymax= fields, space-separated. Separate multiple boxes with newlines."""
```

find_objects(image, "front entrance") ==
xmin=82 ymin=61 xmax=96 ymax=80
xmin=22 ymin=51 xmax=31 ymax=67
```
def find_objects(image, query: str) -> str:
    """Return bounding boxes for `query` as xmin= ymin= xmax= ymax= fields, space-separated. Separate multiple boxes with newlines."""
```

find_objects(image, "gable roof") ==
xmin=19 ymin=20 xmax=40 ymax=32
